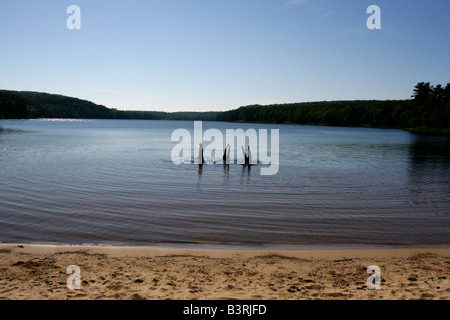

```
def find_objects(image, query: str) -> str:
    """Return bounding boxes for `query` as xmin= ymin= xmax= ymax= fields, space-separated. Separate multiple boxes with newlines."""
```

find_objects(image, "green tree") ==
xmin=412 ymin=82 xmax=433 ymax=104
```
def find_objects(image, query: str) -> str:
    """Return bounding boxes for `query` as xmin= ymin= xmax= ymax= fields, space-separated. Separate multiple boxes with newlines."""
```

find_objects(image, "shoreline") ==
xmin=1 ymin=244 xmax=449 ymax=300
xmin=2 ymin=243 xmax=450 ymax=258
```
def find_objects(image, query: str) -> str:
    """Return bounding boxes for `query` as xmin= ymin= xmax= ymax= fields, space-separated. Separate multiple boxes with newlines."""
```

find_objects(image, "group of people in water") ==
xmin=198 ymin=144 xmax=252 ymax=165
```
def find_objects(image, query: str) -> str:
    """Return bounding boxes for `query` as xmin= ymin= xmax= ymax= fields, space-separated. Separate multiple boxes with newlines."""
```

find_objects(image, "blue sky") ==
xmin=0 ymin=0 xmax=449 ymax=111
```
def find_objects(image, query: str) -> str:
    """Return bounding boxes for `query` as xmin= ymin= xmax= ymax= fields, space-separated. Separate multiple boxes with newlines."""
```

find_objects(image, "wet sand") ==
xmin=0 ymin=244 xmax=448 ymax=300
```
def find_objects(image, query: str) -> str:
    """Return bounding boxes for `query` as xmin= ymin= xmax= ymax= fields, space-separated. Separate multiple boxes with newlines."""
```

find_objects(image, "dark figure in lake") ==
xmin=223 ymin=144 xmax=230 ymax=164
xmin=198 ymin=143 xmax=205 ymax=165
xmin=242 ymin=146 xmax=251 ymax=165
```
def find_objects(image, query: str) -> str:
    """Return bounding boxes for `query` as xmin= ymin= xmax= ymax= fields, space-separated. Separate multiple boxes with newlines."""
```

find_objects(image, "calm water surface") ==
xmin=0 ymin=119 xmax=449 ymax=248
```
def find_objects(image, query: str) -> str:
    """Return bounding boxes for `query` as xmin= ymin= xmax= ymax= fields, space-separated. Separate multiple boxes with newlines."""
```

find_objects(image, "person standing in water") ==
xmin=223 ymin=144 xmax=230 ymax=164
xmin=242 ymin=146 xmax=251 ymax=165
xmin=198 ymin=143 xmax=205 ymax=165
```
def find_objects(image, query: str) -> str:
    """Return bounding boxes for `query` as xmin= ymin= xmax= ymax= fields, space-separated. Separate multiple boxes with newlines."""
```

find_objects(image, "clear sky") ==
xmin=1 ymin=0 xmax=449 ymax=112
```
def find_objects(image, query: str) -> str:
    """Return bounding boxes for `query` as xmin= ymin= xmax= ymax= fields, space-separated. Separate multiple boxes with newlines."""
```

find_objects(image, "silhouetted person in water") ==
xmin=223 ymin=144 xmax=230 ymax=164
xmin=242 ymin=146 xmax=251 ymax=165
xmin=199 ymin=143 xmax=205 ymax=165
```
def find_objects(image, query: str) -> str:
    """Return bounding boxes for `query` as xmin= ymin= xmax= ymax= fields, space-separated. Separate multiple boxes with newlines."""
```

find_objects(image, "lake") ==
xmin=0 ymin=119 xmax=449 ymax=249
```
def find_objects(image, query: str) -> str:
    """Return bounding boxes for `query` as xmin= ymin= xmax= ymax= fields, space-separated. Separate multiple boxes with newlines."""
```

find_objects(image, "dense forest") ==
xmin=0 ymin=91 xmax=28 ymax=119
xmin=217 ymin=82 xmax=450 ymax=135
xmin=1 ymin=82 xmax=449 ymax=135
xmin=0 ymin=91 xmax=219 ymax=121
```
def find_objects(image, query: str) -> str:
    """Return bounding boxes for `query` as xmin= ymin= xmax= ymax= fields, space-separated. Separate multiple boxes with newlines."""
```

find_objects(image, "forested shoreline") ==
xmin=217 ymin=83 xmax=450 ymax=136
xmin=0 ymin=91 xmax=219 ymax=121
xmin=1 ymin=82 xmax=449 ymax=136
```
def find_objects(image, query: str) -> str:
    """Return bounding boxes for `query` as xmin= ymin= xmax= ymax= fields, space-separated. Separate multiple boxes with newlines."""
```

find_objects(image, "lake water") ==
xmin=0 ymin=119 xmax=449 ymax=249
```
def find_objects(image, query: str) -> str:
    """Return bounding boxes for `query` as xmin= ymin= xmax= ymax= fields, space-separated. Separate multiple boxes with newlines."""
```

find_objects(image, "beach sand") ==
xmin=0 ymin=244 xmax=448 ymax=300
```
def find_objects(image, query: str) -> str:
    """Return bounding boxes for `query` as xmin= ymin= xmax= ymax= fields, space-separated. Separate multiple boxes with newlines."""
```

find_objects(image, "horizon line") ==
xmin=1 ymin=88 xmax=413 ymax=114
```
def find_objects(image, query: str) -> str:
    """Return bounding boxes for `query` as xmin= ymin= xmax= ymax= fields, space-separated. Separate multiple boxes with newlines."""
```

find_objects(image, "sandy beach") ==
xmin=0 ymin=244 xmax=448 ymax=300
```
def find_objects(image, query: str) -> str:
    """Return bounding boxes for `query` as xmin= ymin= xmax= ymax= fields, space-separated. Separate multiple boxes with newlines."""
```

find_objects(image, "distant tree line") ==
xmin=217 ymin=82 xmax=450 ymax=135
xmin=1 ymin=83 xmax=449 ymax=135
xmin=0 ymin=91 xmax=219 ymax=121
xmin=0 ymin=91 xmax=28 ymax=119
